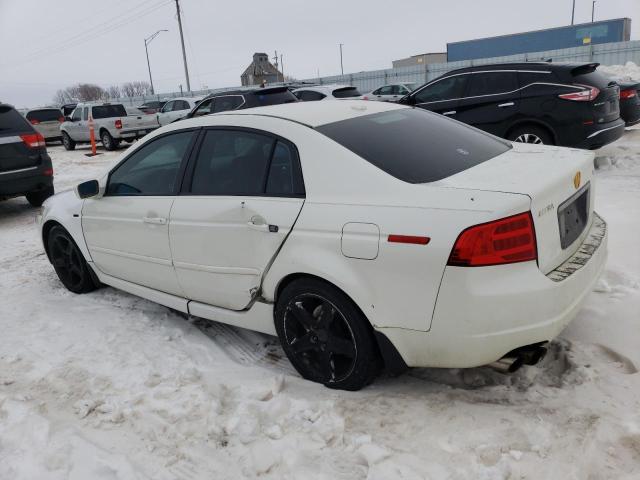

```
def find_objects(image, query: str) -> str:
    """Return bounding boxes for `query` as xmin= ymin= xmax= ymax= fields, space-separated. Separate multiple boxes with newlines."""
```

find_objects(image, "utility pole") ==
xmin=144 ymin=29 xmax=168 ymax=95
xmin=591 ymin=1 xmax=596 ymax=22
xmin=280 ymin=54 xmax=284 ymax=82
xmin=571 ymin=0 xmax=576 ymax=25
xmin=273 ymin=50 xmax=280 ymax=82
xmin=339 ymin=43 xmax=344 ymax=76
xmin=175 ymin=0 xmax=191 ymax=92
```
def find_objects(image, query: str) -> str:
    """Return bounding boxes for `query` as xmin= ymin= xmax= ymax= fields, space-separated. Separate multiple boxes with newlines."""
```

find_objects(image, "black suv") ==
xmin=185 ymin=86 xmax=298 ymax=119
xmin=401 ymin=62 xmax=625 ymax=150
xmin=0 ymin=103 xmax=54 ymax=207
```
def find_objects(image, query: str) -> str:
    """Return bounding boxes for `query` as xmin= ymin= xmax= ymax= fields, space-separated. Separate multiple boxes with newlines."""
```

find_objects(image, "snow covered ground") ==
xmin=1 ymin=122 xmax=640 ymax=479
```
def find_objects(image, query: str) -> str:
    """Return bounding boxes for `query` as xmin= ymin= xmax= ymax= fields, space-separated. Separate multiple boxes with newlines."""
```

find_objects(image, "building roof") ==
xmin=241 ymin=53 xmax=282 ymax=78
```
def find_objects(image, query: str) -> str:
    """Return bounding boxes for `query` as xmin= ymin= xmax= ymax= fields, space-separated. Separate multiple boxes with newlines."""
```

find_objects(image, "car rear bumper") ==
xmin=577 ymin=119 xmax=625 ymax=149
xmin=377 ymin=212 xmax=607 ymax=368
xmin=0 ymin=154 xmax=53 ymax=197
xmin=118 ymin=127 xmax=158 ymax=139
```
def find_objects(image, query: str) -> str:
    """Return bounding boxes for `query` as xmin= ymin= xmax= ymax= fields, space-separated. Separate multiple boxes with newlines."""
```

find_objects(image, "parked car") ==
xmin=362 ymin=83 xmax=417 ymax=102
xmin=401 ymin=62 xmax=625 ymax=149
xmin=137 ymin=100 xmax=166 ymax=115
xmin=60 ymin=103 xmax=77 ymax=117
xmin=61 ymin=102 xmax=158 ymax=151
xmin=293 ymin=85 xmax=363 ymax=101
xmin=40 ymin=101 xmax=607 ymax=390
xmin=156 ymin=97 xmax=203 ymax=126
xmin=617 ymin=81 xmax=640 ymax=126
xmin=185 ymin=86 xmax=297 ymax=119
xmin=0 ymin=103 xmax=54 ymax=206
xmin=23 ymin=107 xmax=64 ymax=143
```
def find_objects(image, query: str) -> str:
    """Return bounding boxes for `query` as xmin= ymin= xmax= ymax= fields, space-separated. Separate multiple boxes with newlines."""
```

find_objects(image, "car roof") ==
xmin=203 ymin=86 xmax=290 ymax=99
xmin=294 ymin=84 xmax=353 ymax=92
xmin=215 ymin=99 xmax=404 ymax=128
xmin=443 ymin=62 xmax=599 ymax=76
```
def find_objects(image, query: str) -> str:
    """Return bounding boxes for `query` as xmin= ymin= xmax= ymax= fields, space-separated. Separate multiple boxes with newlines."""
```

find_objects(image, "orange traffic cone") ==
xmin=85 ymin=113 xmax=101 ymax=157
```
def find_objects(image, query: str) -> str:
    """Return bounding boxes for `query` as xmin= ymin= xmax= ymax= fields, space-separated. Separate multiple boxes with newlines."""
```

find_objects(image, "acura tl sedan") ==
xmin=38 ymin=101 xmax=607 ymax=390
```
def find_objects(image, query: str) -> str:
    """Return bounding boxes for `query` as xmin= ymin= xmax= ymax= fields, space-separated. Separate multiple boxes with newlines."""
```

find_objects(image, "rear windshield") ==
xmin=316 ymin=108 xmax=511 ymax=183
xmin=573 ymin=70 xmax=614 ymax=89
xmin=92 ymin=104 xmax=127 ymax=119
xmin=251 ymin=90 xmax=298 ymax=106
xmin=26 ymin=109 xmax=61 ymax=122
xmin=0 ymin=105 xmax=31 ymax=134
xmin=333 ymin=87 xmax=362 ymax=98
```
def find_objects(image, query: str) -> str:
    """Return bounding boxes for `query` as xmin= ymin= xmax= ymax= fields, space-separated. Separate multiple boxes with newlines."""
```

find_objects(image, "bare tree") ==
xmin=132 ymin=81 xmax=152 ymax=96
xmin=52 ymin=88 xmax=76 ymax=106
xmin=121 ymin=82 xmax=136 ymax=98
xmin=105 ymin=85 xmax=121 ymax=99
xmin=76 ymin=83 xmax=105 ymax=101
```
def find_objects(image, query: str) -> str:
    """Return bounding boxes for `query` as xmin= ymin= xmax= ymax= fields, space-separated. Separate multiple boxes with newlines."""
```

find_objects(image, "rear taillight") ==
xmin=558 ymin=84 xmax=600 ymax=102
xmin=58 ymin=116 xmax=64 ymax=123
xmin=20 ymin=132 xmax=46 ymax=148
xmin=29 ymin=119 xmax=40 ymax=125
xmin=620 ymin=89 xmax=637 ymax=100
xmin=43 ymin=168 xmax=53 ymax=176
xmin=115 ymin=119 xmax=122 ymax=129
xmin=447 ymin=212 xmax=537 ymax=267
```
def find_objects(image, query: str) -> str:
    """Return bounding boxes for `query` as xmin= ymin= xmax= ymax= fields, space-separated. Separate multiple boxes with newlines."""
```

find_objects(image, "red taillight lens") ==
xmin=620 ymin=89 xmax=637 ymax=100
xmin=58 ymin=116 xmax=64 ymax=123
xmin=43 ymin=168 xmax=54 ymax=176
xmin=558 ymin=84 xmax=600 ymax=102
xmin=29 ymin=119 xmax=40 ymax=125
xmin=115 ymin=119 xmax=122 ymax=129
xmin=448 ymin=212 xmax=537 ymax=267
xmin=20 ymin=133 xmax=46 ymax=148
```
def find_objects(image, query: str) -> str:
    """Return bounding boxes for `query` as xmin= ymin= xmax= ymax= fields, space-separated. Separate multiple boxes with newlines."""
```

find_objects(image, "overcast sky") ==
xmin=0 ymin=0 xmax=637 ymax=108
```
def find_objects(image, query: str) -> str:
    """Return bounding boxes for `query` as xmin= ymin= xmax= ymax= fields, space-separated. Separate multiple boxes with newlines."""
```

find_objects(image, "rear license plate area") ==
xmin=558 ymin=183 xmax=590 ymax=249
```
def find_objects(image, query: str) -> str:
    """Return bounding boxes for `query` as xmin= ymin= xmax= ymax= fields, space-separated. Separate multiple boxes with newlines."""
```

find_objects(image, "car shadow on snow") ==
xmin=0 ymin=197 xmax=38 ymax=226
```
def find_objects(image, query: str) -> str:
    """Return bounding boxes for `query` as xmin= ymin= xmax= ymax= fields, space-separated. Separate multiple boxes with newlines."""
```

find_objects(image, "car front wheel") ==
xmin=275 ymin=278 xmax=381 ymax=390
xmin=47 ymin=226 xmax=98 ymax=294
xmin=62 ymin=132 xmax=76 ymax=151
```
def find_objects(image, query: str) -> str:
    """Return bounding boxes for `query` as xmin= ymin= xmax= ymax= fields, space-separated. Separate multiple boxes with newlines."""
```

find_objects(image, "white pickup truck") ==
xmin=60 ymin=102 xmax=158 ymax=151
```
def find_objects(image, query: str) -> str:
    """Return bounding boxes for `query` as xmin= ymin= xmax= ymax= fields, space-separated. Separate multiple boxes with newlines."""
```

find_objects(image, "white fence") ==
xmin=113 ymin=40 xmax=640 ymax=105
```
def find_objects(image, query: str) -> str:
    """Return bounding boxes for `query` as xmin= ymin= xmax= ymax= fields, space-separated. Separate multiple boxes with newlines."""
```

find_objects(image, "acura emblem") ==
xmin=573 ymin=172 xmax=581 ymax=189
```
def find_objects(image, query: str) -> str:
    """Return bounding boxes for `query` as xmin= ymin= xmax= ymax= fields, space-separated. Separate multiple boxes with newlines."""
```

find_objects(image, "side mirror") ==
xmin=64 ymin=116 xmax=71 ymax=122
xmin=77 ymin=179 xmax=99 ymax=199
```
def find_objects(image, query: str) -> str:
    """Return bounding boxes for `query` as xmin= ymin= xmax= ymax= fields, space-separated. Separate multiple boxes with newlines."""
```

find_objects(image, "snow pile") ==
xmin=1 ymin=134 xmax=640 ymax=479
xmin=599 ymin=61 xmax=640 ymax=82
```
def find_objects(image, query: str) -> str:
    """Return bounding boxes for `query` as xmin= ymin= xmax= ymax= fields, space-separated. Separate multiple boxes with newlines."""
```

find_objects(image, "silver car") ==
xmin=24 ymin=108 xmax=64 ymax=142
xmin=363 ymin=83 xmax=417 ymax=102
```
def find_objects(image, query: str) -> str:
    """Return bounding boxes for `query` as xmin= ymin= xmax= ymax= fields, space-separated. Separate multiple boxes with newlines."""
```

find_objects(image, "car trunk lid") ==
xmin=435 ymin=143 xmax=595 ymax=274
xmin=571 ymin=65 xmax=621 ymax=124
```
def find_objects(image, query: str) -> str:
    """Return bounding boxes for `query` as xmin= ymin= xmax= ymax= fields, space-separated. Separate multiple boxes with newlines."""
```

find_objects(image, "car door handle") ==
xmin=248 ymin=215 xmax=279 ymax=232
xmin=443 ymin=111 xmax=456 ymax=116
xmin=143 ymin=217 xmax=167 ymax=225
xmin=498 ymin=102 xmax=515 ymax=108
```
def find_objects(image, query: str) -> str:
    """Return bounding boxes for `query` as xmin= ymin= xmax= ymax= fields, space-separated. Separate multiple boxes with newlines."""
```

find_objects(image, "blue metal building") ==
xmin=447 ymin=18 xmax=631 ymax=62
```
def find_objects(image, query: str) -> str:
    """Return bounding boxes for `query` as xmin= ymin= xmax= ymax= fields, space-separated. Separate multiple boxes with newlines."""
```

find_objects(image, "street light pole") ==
xmin=144 ymin=29 xmax=168 ymax=95
xmin=339 ymin=43 xmax=344 ymax=76
xmin=592 ymin=1 xmax=596 ymax=22
xmin=174 ymin=0 xmax=191 ymax=92
xmin=571 ymin=0 xmax=576 ymax=25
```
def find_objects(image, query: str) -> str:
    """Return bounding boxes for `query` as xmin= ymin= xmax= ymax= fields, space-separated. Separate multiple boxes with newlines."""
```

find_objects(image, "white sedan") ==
xmin=39 ymin=101 xmax=607 ymax=390
xmin=362 ymin=82 xmax=417 ymax=102
xmin=156 ymin=96 xmax=203 ymax=126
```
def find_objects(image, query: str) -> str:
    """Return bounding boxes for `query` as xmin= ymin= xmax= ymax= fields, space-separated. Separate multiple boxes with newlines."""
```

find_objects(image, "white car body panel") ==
xmin=292 ymin=85 xmax=361 ymax=101
xmin=363 ymin=83 xmax=415 ymax=102
xmin=156 ymin=97 xmax=203 ymax=126
xmin=39 ymin=101 xmax=608 ymax=369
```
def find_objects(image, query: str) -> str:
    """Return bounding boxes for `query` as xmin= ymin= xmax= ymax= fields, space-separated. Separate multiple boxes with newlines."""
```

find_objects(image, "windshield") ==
xmin=333 ymin=87 xmax=362 ymax=98
xmin=316 ymin=108 xmax=511 ymax=183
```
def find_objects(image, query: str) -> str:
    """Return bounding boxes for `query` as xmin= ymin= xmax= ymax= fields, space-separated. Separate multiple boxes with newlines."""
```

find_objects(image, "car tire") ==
xmin=26 ymin=185 xmax=54 ymax=207
xmin=275 ymin=278 xmax=381 ymax=390
xmin=62 ymin=132 xmax=76 ymax=151
xmin=47 ymin=226 xmax=98 ymax=294
xmin=507 ymin=125 xmax=554 ymax=145
xmin=101 ymin=130 xmax=117 ymax=151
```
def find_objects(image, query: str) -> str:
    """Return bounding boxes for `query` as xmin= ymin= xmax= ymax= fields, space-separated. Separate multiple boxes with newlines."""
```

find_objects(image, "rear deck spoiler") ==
xmin=570 ymin=63 xmax=600 ymax=76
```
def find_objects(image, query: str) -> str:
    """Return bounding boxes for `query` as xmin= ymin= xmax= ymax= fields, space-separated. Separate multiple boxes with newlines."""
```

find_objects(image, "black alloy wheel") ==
xmin=47 ymin=226 xmax=97 ymax=293
xmin=275 ymin=278 xmax=381 ymax=390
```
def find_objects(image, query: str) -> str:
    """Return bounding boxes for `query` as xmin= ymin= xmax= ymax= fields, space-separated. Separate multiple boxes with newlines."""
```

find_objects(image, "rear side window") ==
xmin=518 ymin=71 xmax=553 ymax=88
xmin=190 ymin=130 xmax=304 ymax=196
xmin=93 ymin=105 xmax=127 ymax=119
xmin=333 ymin=87 xmax=361 ymax=98
xmin=296 ymin=90 xmax=326 ymax=101
xmin=465 ymin=72 xmax=518 ymax=97
xmin=0 ymin=106 xmax=31 ymax=133
xmin=414 ymin=76 xmax=467 ymax=103
xmin=174 ymin=100 xmax=190 ymax=110
xmin=317 ymin=108 xmax=511 ymax=183
xmin=251 ymin=90 xmax=298 ymax=106
xmin=26 ymin=109 xmax=61 ymax=123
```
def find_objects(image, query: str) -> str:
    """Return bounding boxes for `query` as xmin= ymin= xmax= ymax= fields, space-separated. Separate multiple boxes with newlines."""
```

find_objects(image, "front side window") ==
xmin=161 ymin=101 xmax=174 ymax=113
xmin=212 ymin=96 xmax=244 ymax=113
xmin=413 ymin=75 xmax=468 ymax=103
xmin=190 ymin=129 xmax=304 ymax=197
xmin=106 ymin=131 xmax=195 ymax=196
xmin=71 ymin=108 xmax=82 ymax=121
xmin=174 ymin=100 xmax=190 ymax=111
xmin=378 ymin=86 xmax=393 ymax=95
xmin=465 ymin=72 xmax=518 ymax=97
xmin=192 ymin=98 xmax=213 ymax=117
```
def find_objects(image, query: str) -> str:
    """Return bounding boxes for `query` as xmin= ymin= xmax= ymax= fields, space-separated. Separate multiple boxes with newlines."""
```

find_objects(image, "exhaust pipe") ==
xmin=488 ymin=344 xmax=548 ymax=373
xmin=488 ymin=356 xmax=525 ymax=374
